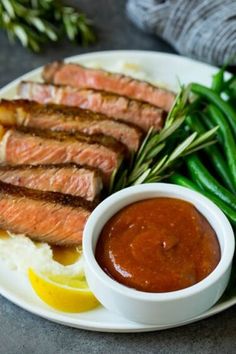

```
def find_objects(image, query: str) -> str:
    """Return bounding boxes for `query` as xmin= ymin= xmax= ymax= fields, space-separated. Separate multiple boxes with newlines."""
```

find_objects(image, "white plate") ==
xmin=0 ymin=50 xmax=235 ymax=332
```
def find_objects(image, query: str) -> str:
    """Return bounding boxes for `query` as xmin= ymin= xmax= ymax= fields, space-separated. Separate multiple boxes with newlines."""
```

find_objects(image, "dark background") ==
xmin=0 ymin=1 xmax=236 ymax=353
xmin=0 ymin=0 xmax=175 ymax=89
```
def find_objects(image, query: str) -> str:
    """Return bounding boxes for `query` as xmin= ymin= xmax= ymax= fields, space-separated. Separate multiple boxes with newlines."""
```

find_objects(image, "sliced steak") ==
xmin=19 ymin=82 xmax=166 ymax=132
xmin=0 ymin=164 xmax=102 ymax=201
xmin=0 ymin=181 xmax=93 ymax=245
xmin=0 ymin=99 xmax=142 ymax=152
xmin=43 ymin=61 xmax=175 ymax=111
xmin=0 ymin=128 xmax=124 ymax=184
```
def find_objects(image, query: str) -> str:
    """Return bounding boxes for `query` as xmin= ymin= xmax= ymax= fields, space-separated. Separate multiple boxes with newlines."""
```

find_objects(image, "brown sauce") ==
xmin=95 ymin=198 xmax=221 ymax=293
xmin=0 ymin=229 xmax=9 ymax=239
xmin=51 ymin=246 xmax=81 ymax=266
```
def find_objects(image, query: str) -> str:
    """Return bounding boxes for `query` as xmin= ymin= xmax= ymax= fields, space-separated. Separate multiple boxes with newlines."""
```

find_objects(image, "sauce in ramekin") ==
xmin=95 ymin=198 xmax=220 ymax=292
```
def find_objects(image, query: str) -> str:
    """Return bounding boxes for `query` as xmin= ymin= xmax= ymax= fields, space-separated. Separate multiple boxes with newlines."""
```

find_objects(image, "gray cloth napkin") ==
xmin=127 ymin=0 xmax=236 ymax=66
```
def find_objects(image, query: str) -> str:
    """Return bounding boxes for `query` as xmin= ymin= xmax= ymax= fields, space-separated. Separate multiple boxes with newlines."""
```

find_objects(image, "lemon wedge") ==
xmin=28 ymin=268 xmax=99 ymax=313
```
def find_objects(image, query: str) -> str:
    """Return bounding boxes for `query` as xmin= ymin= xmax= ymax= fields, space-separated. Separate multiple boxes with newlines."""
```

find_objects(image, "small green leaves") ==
xmin=0 ymin=0 xmax=95 ymax=52
xmin=109 ymin=86 xmax=217 ymax=194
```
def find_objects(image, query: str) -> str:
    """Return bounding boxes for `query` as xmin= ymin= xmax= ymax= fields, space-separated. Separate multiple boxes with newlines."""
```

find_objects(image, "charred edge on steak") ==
xmin=18 ymin=81 xmax=168 ymax=115
xmin=43 ymin=61 xmax=63 ymax=82
xmin=0 ymin=98 xmax=144 ymax=139
xmin=14 ymin=126 xmax=127 ymax=155
xmin=42 ymin=61 xmax=175 ymax=102
xmin=0 ymin=180 xmax=95 ymax=210
xmin=0 ymin=163 xmax=102 ymax=174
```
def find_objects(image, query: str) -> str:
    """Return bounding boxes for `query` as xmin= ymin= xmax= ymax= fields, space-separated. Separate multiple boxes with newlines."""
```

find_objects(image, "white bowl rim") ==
xmin=83 ymin=183 xmax=235 ymax=302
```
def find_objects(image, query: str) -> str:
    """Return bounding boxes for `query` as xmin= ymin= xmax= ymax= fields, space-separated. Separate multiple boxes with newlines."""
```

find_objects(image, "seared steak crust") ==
xmin=16 ymin=126 xmax=126 ymax=154
xmin=0 ymin=181 xmax=92 ymax=245
xmin=42 ymin=61 xmax=175 ymax=111
xmin=0 ymin=180 xmax=94 ymax=209
xmin=0 ymin=99 xmax=142 ymax=151
xmin=1 ymin=128 xmax=123 ymax=183
xmin=0 ymin=164 xmax=103 ymax=201
xmin=18 ymin=81 xmax=166 ymax=132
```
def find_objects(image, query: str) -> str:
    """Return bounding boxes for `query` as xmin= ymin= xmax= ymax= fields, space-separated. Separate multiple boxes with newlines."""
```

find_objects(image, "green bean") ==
xmin=224 ymin=76 xmax=236 ymax=98
xmin=187 ymin=97 xmax=205 ymax=113
xmin=186 ymin=115 xmax=235 ymax=192
xmin=186 ymin=154 xmax=236 ymax=210
xmin=207 ymin=104 xmax=236 ymax=190
xmin=224 ymin=76 xmax=236 ymax=89
xmin=199 ymin=111 xmax=224 ymax=146
xmin=211 ymin=68 xmax=224 ymax=93
xmin=169 ymin=173 xmax=202 ymax=191
xmin=169 ymin=173 xmax=236 ymax=225
xmin=201 ymin=112 xmax=216 ymax=130
xmin=191 ymin=83 xmax=236 ymax=137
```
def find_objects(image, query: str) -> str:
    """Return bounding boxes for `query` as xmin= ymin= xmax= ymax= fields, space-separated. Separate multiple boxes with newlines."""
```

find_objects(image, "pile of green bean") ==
xmin=170 ymin=70 xmax=236 ymax=227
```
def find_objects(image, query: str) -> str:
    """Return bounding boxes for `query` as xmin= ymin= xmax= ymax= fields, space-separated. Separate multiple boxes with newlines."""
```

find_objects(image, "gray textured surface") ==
xmin=127 ymin=0 xmax=236 ymax=65
xmin=0 ymin=1 xmax=236 ymax=353
xmin=0 ymin=0 xmax=175 ymax=89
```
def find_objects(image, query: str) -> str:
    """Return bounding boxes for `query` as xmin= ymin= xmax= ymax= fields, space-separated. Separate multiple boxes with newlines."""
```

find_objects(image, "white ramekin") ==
xmin=83 ymin=183 xmax=235 ymax=325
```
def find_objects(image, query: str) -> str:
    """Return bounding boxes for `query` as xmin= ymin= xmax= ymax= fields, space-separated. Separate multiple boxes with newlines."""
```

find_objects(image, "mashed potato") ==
xmin=0 ymin=231 xmax=84 ymax=276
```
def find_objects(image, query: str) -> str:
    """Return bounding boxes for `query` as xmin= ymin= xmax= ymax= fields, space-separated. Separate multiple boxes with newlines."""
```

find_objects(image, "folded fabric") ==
xmin=127 ymin=0 xmax=236 ymax=66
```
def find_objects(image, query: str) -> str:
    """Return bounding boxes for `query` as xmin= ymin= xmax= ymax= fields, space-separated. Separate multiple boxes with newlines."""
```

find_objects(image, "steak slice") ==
xmin=0 ymin=128 xmax=124 ymax=184
xmin=0 ymin=181 xmax=93 ymax=246
xmin=43 ymin=61 xmax=175 ymax=111
xmin=0 ymin=99 xmax=142 ymax=152
xmin=19 ymin=81 xmax=166 ymax=132
xmin=0 ymin=164 xmax=103 ymax=201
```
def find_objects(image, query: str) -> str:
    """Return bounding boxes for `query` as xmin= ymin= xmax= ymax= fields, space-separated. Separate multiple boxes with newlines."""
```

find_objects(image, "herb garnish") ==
xmin=110 ymin=86 xmax=218 ymax=193
xmin=0 ymin=0 xmax=95 ymax=52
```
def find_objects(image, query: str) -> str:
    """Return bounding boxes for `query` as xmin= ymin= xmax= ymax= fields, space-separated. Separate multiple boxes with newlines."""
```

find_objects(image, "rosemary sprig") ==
xmin=0 ymin=0 xmax=95 ymax=52
xmin=109 ymin=86 xmax=218 ymax=194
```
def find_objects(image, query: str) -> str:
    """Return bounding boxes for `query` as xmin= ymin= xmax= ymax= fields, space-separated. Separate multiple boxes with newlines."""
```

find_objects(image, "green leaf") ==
xmin=128 ymin=161 xmax=152 ymax=184
xmin=183 ymin=140 xmax=218 ymax=156
xmin=114 ymin=169 xmax=128 ymax=192
xmin=108 ymin=167 xmax=118 ymax=195
xmin=2 ymin=0 xmax=15 ymax=19
xmin=133 ymin=169 xmax=151 ymax=185
xmin=165 ymin=85 xmax=190 ymax=128
xmin=0 ymin=0 xmax=95 ymax=52
xmin=135 ymin=127 xmax=153 ymax=161
xmin=158 ymin=115 xmax=185 ymax=143
xmin=13 ymin=24 xmax=28 ymax=46
xmin=146 ymin=142 xmax=165 ymax=160
xmin=166 ymin=132 xmax=197 ymax=164
xmin=151 ymin=155 xmax=168 ymax=174
xmin=186 ymin=126 xmax=218 ymax=151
